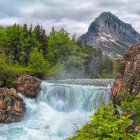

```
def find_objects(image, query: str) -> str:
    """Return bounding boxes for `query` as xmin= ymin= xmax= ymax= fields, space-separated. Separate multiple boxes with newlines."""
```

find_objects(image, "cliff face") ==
xmin=111 ymin=44 xmax=140 ymax=103
xmin=79 ymin=12 xmax=140 ymax=57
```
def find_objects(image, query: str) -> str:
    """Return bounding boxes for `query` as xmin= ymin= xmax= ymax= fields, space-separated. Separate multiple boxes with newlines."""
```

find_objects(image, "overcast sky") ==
xmin=0 ymin=0 xmax=139 ymax=37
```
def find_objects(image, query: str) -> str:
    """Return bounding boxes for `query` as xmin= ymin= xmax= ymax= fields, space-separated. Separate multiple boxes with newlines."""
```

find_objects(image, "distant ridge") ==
xmin=78 ymin=12 xmax=140 ymax=57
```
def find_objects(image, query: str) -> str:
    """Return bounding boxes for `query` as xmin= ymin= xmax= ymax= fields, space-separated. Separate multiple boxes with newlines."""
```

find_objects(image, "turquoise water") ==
xmin=0 ymin=80 xmax=111 ymax=140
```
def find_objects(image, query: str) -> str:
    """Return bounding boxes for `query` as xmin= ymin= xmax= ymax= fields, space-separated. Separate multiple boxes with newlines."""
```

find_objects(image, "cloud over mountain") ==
xmin=0 ymin=0 xmax=139 ymax=36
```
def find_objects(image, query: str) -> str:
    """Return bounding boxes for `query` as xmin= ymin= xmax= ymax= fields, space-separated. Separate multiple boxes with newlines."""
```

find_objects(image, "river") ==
xmin=0 ymin=79 xmax=113 ymax=140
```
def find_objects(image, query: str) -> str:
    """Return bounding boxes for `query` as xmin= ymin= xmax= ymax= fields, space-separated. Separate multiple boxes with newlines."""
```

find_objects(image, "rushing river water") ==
xmin=0 ymin=79 xmax=112 ymax=140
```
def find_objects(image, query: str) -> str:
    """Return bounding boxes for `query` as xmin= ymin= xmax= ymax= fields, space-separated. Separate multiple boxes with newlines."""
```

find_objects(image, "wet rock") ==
xmin=111 ymin=44 xmax=140 ymax=103
xmin=0 ymin=88 xmax=26 ymax=123
xmin=16 ymin=75 xmax=41 ymax=98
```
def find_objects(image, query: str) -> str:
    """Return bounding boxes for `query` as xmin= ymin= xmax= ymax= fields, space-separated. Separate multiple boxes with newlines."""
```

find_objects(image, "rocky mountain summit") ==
xmin=79 ymin=12 xmax=140 ymax=57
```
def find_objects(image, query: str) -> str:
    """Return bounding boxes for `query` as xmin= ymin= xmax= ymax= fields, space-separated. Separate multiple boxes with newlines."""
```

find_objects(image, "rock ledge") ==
xmin=16 ymin=75 xmax=41 ymax=98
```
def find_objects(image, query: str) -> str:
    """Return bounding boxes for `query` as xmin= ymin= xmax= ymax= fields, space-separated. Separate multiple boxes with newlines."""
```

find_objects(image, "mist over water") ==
xmin=0 ymin=79 xmax=112 ymax=140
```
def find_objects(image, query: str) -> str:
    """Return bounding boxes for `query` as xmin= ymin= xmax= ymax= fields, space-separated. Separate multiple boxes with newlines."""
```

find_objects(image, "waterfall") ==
xmin=0 ymin=79 xmax=112 ymax=140
xmin=39 ymin=82 xmax=111 ymax=111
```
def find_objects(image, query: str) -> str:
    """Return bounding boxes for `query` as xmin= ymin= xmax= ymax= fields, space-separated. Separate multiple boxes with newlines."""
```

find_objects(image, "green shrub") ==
xmin=67 ymin=104 xmax=134 ymax=140
xmin=68 ymin=93 xmax=140 ymax=140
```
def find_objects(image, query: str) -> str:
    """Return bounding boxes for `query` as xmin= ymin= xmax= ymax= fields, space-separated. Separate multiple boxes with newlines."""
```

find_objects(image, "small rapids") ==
xmin=0 ymin=79 xmax=112 ymax=140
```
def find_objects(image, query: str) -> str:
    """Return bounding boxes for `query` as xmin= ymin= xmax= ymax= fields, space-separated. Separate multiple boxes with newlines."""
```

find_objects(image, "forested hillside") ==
xmin=0 ymin=24 xmax=114 ymax=87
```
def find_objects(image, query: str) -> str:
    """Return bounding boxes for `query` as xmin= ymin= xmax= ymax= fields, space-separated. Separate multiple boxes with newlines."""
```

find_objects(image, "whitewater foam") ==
xmin=0 ymin=80 xmax=111 ymax=140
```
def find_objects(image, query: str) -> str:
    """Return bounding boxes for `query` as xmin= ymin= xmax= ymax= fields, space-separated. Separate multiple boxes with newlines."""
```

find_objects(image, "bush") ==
xmin=67 ymin=104 xmax=134 ymax=140
xmin=68 ymin=93 xmax=140 ymax=140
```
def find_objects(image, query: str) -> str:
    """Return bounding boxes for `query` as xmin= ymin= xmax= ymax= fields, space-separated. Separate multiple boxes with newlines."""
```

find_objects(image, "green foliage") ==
xmin=84 ymin=47 xmax=114 ymax=78
xmin=0 ymin=51 xmax=30 ymax=87
xmin=49 ymin=63 xmax=66 ymax=79
xmin=68 ymin=93 xmax=140 ymax=140
xmin=46 ymin=27 xmax=114 ymax=79
xmin=98 ymin=60 xmax=118 ymax=78
xmin=98 ymin=69 xmax=113 ymax=78
xmin=29 ymin=48 xmax=49 ymax=74
xmin=47 ymin=27 xmax=72 ymax=66
xmin=1 ymin=24 xmax=48 ymax=65
xmin=121 ymin=93 xmax=140 ymax=126
xmin=0 ymin=24 xmax=115 ymax=86
xmin=67 ymin=104 xmax=134 ymax=140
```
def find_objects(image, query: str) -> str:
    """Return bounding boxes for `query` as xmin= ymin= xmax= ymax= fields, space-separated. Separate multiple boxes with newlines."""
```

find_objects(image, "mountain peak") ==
xmin=96 ymin=12 xmax=124 ymax=24
xmin=95 ymin=11 xmax=118 ymax=21
xmin=78 ymin=12 xmax=140 ymax=57
xmin=99 ymin=11 xmax=116 ymax=18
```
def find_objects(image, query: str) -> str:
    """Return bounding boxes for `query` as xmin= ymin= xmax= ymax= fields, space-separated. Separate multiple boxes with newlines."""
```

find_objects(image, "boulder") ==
xmin=111 ymin=44 xmax=140 ymax=104
xmin=0 ymin=88 xmax=26 ymax=123
xmin=16 ymin=75 xmax=41 ymax=98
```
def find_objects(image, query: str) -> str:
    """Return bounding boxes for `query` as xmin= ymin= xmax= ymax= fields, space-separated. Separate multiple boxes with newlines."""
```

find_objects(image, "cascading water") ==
xmin=0 ymin=79 xmax=112 ymax=140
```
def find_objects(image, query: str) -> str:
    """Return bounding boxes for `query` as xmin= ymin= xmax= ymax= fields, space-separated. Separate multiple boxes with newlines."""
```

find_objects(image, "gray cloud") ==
xmin=0 ymin=0 xmax=139 ymax=36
